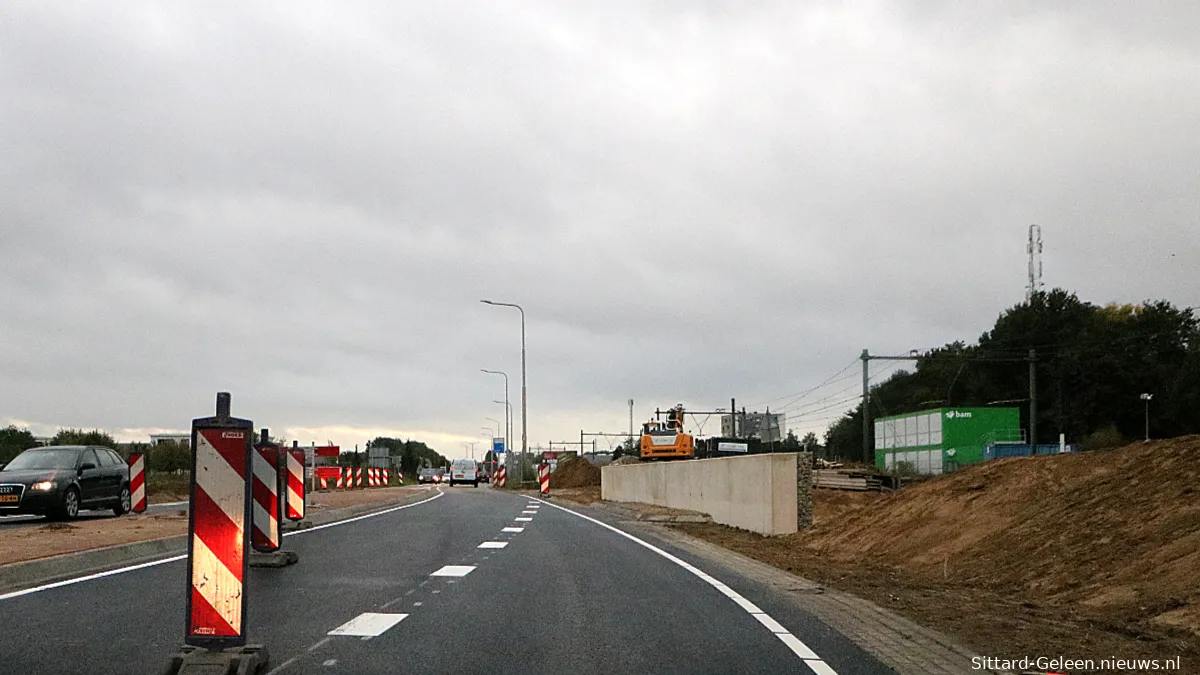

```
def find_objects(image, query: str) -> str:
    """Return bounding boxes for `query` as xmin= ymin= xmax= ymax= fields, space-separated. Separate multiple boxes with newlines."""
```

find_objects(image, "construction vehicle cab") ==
xmin=639 ymin=405 xmax=696 ymax=460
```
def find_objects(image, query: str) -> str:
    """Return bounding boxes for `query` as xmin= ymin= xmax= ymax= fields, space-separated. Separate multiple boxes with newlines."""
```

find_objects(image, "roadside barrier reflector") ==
xmin=538 ymin=463 xmax=550 ymax=497
xmin=285 ymin=449 xmax=305 ymax=521
xmin=251 ymin=429 xmax=282 ymax=553
xmin=129 ymin=453 xmax=146 ymax=514
xmin=185 ymin=392 xmax=253 ymax=647
xmin=496 ymin=466 xmax=506 ymax=488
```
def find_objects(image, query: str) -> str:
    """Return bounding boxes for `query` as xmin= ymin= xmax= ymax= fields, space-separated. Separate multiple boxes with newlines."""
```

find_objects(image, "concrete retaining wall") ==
xmin=601 ymin=453 xmax=812 ymax=535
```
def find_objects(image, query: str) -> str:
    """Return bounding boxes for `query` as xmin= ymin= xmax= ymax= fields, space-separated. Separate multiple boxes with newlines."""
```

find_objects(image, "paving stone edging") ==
xmin=0 ymin=489 xmax=438 ymax=594
xmin=568 ymin=498 xmax=1016 ymax=675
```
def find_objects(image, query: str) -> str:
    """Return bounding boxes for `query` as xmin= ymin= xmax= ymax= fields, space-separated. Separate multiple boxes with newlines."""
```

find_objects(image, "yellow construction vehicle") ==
xmin=639 ymin=404 xmax=696 ymax=460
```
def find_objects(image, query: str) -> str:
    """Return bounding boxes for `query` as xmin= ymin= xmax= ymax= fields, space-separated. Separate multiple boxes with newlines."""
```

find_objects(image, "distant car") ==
xmin=0 ymin=445 xmax=131 ymax=519
xmin=449 ymin=458 xmax=479 ymax=487
xmin=418 ymin=468 xmax=438 ymax=484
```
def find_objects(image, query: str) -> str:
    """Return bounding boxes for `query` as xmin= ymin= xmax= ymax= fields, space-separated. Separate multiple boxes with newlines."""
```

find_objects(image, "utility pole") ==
xmin=730 ymin=398 xmax=737 ymax=437
xmin=862 ymin=349 xmax=870 ymax=464
xmin=1029 ymin=348 xmax=1038 ymax=448
xmin=628 ymin=399 xmax=634 ymax=442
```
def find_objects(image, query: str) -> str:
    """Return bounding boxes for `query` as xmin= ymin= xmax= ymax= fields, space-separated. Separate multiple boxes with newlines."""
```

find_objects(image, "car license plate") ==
xmin=0 ymin=495 xmax=18 ymax=503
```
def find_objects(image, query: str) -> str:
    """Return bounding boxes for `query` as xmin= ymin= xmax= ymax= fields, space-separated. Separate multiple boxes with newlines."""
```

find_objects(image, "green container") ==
xmin=873 ymin=407 xmax=1021 ymax=474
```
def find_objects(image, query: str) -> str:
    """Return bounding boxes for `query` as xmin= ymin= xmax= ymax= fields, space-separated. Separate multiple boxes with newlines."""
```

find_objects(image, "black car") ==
xmin=0 ymin=445 xmax=131 ymax=519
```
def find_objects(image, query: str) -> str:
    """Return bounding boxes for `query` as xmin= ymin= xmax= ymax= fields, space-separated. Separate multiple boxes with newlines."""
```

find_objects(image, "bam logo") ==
xmin=945 ymin=411 xmax=973 ymax=419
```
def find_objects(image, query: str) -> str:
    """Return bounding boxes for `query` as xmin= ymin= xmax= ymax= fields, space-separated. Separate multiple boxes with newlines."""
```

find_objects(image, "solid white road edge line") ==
xmin=0 ymin=489 xmax=446 ymax=602
xmin=532 ymin=497 xmax=838 ymax=675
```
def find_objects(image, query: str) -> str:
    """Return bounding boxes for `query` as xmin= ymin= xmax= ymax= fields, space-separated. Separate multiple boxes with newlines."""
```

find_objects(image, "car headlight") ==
xmin=31 ymin=480 xmax=56 ymax=492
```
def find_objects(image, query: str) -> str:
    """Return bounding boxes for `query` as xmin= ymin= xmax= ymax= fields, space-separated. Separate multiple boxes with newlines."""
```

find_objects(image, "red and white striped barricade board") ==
xmin=251 ymin=430 xmax=281 ymax=553
xmin=128 ymin=453 xmax=147 ymax=513
xmin=285 ymin=449 xmax=305 ymax=520
xmin=186 ymin=393 xmax=253 ymax=648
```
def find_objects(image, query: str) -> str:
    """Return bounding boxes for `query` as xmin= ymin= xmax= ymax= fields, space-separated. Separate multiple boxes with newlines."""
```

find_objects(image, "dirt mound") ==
xmin=611 ymin=455 xmax=642 ymax=465
xmin=550 ymin=456 xmax=601 ymax=488
xmin=805 ymin=436 xmax=1200 ymax=637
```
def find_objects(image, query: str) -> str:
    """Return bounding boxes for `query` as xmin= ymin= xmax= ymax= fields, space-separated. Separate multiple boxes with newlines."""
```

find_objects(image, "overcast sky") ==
xmin=2 ymin=1 xmax=1198 ymax=457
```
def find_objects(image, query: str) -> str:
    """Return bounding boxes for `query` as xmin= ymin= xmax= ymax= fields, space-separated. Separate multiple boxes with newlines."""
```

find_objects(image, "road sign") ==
xmin=493 ymin=437 xmax=505 ymax=454
xmin=315 ymin=446 xmax=340 ymax=457
xmin=541 ymin=451 xmax=557 ymax=460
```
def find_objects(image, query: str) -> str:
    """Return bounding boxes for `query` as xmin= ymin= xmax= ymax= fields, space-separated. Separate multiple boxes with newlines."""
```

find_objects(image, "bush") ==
xmin=1081 ymin=424 xmax=1126 ymax=451
xmin=890 ymin=461 xmax=922 ymax=479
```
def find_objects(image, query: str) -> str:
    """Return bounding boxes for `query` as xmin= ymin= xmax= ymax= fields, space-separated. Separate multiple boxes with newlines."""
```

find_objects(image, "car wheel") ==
xmin=58 ymin=487 xmax=80 ymax=520
xmin=113 ymin=485 xmax=131 ymax=516
xmin=473 ymin=480 xmax=479 ymax=488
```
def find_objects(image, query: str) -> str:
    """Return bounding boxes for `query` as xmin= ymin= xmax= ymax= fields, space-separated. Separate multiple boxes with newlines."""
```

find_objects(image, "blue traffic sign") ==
xmin=493 ymin=437 xmax=505 ymax=453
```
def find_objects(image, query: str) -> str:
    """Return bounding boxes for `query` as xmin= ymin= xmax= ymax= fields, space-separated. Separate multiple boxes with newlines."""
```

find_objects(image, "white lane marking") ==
xmin=329 ymin=612 xmax=408 ymax=637
xmin=265 ymin=637 xmax=331 ymax=674
xmin=153 ymin=500 xmax=189 ymax=507
xmin=729 ymin=594 xmax=763 ymax=614
xmin=804 ymin=657 xmax=839 ymax=674
xmin=532 ymin=498 xmax=838 ymax=674
xmin=514 ymin=517 xmax=532 ymax=522
xmin=502 ymin=527 xmax=524 ymax=533
xmin=754 ymin=613 xmax=789 ymax=634
xmin=478 ymin=541 xmax=508 ymax=549
xmin=323 ymin=659 xmax=337 ymax=667
xmin=431 ymin=565 xmax=475 ymax=577
xmin=521 ymin=510 xmax=537 ymax=514
xmin=413 ymin=602 xmax=422 ymax=607
xmin=0 ymin=490 xmax=445 ymax=601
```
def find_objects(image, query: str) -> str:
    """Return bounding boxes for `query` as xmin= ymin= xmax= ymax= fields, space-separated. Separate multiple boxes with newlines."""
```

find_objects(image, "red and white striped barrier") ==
xmin=368 ymin=468 xmax=378 ymax=487
xmin=129 ymin=452 xmax=146 ymax=513
xmin=341 ymin=467 xmax=351 ymax=488
xmin=355 ymin=467 xmax=363 ymax=488
xmin=538 ymin=463 xmax=550 ymax=497
xmin=186 ymin=394 xmax=252 ymax=646
xmin=251 ymin=431 xmax=281 ymax=553
xmin=318 ymin=477 xmax=328 ymax=490
xmin=496 ymin=466 xmax=506 ymax=488
xmin=285 ymin=449 xmax=305 ymax=521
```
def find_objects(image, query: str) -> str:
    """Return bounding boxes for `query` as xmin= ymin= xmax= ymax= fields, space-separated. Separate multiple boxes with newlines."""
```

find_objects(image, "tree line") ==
xmin=824 ymin=289 xmax=1200 ymax=461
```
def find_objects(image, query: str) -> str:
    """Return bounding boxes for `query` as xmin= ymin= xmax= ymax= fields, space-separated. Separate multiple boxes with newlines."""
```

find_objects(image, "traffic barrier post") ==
xmin=383 ymin=468 xmax=390 ymax=485
xmin=128 ymin=453 xmax=146 ymax=514
xmin=250 ymin=429 xmax=298 ymax=567
xmin=162 ymin=392 xmax=269 ymax=674
xmin=496 ymin=466 xmax=506 ymax=488
xmin=538 ymin=463 xmax=550 ymax=497
xmin=355 ymin=467 xmax=363 ymax=488
xmin=284 ymin=448 xmax=311 ymax=529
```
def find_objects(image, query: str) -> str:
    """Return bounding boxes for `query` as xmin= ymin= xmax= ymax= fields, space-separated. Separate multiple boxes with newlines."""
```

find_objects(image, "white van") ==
xmin=449 ymin=458 xmax=478 ymax=487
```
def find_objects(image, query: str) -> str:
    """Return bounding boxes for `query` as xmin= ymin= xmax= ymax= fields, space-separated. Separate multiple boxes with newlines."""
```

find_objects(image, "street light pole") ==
xmin=481 ymin=369 xmax=510 ymax=478
xmin=482 ymin=301 xmax=527 ymax=482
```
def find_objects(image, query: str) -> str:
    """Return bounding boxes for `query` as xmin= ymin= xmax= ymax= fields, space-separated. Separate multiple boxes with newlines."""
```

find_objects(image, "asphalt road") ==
xmin=0 ymin=486 xmax=892 ymax=674
xmin=0 ymin=499 xmax=188 ymax=530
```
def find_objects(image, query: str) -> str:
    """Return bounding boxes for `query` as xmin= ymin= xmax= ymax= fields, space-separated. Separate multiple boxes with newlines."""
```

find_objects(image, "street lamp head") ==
xmin=1141 ymin=393 xmax=1154 ymax=401
xmin=480 ymin=299 xmax=495 ymax=305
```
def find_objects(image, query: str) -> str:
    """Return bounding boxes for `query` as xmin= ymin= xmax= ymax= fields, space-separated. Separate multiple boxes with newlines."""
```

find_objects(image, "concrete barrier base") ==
xmin=281 ymin=520 xmax=313 ymax=531
xmin=161 ymin=644 xmax=269 ymax=675
xmin=248 ymin=550 xmax=299 ymax=568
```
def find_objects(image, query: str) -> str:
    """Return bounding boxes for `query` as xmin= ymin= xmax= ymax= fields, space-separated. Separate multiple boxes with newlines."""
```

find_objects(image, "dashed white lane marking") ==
xmin=0 ymin=489 xmax=446 ymax=602
xmin=323 ymin=660 xmax=336 ymax=667
xmin=521 ymin=510 xmax=537 ymax=514
xmin=532 ymin=498 xmax=838 ymax=674
xmin=502 ymin=527 xmax=524 ymax=533
xmin=514 ymin=517 xmax=533 ymax=522
xmin=431 ymin=565 xmax=476 ymax=577
xmin=328 ymin=612 xmax=408 ymax=637
xmin=478 ymin=541 xmax=508 ymax=549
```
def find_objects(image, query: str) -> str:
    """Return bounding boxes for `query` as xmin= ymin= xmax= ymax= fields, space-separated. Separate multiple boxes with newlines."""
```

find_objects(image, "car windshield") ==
xmin=4 ymin=449 xmax=79 ymax=470
xmin=452 ymin=460 xmax=473 ymax=470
